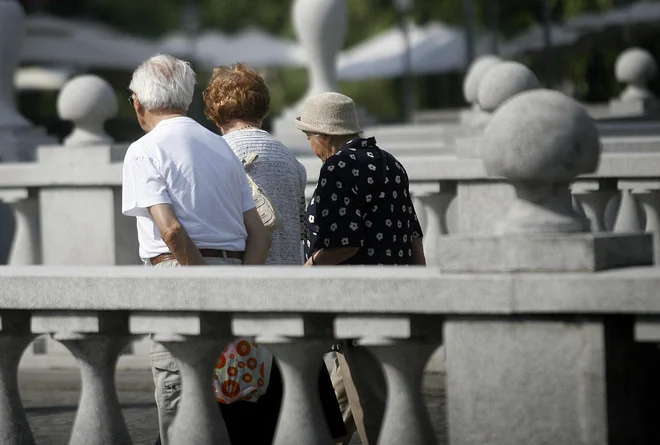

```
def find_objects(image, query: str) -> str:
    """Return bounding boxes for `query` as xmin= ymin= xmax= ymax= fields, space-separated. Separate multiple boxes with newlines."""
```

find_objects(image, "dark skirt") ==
xmin=155 ymin=360 xmax=346 ymax=445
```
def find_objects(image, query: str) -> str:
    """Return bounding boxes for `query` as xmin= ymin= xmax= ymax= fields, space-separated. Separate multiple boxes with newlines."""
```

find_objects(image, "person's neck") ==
xmin=144 ymin=111 xmax=187 ymax=132
xmin=219 ymin=119 xmax=261 ymax=135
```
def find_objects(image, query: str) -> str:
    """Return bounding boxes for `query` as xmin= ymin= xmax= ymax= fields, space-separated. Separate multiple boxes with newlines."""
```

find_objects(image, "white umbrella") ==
xmin=565 ymin=1 xmax=660 ymax=31
xmin=160 ymin=27 xmax=305 ymax=69
xmin=499 ymin=25 xmax=581 ymax=57
xmin=159 ymin=30 xmax=231 ymax=65
xmin=14 ymin=66 xmax=74 ymax=91
xmin=337 ymin=21 xmax=467 ymax=81
xmin=21 ymin=14 xmax=158 ymax=70
xmin=224 ymin=27 xmax=305 ymax=67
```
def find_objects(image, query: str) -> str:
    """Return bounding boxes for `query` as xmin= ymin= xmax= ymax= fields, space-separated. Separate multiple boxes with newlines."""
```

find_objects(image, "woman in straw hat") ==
xmin=297 ymin=91 xmax=427 ymax=444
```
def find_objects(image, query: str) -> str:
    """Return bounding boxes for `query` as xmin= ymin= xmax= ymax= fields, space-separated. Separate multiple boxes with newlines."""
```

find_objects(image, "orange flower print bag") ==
xmin=212 ymin=337 xmax=273 ymax=404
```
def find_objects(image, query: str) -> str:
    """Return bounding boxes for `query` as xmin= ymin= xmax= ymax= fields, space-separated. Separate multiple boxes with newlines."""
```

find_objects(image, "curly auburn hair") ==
xmin=203 ymin=63 xmax=270 ymax=126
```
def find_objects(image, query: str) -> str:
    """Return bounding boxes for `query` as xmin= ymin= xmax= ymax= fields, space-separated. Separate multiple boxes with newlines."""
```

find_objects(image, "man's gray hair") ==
xmin=129 ymin=54 xmax=196 ymax=112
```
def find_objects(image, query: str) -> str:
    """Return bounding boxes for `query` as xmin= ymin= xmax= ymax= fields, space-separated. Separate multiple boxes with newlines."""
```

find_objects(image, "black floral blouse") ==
xmin=305 ymin=137 xmax=423 ymax=265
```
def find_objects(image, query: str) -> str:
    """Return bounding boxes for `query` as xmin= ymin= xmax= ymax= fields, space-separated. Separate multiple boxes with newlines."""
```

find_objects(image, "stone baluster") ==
xmin=415 ymin=182 xmax=456 ymax=266
xmin=335 ymin=315 xmax=441 ymax=445
xmin=571 ymin=180 xmax=618 ymax=232
xmin=626 ymin=181 xmax=660 ymax=264
xmin=159 ymin=338 xmax=231 ymax=444
xmin=613 ymin=184 xmax=645 ymax=233
xmin=609 ymin=47 xmax=659 ymax=117
xmin=32 ymin=312 xmax=134 ymax=445
xmin=0 ymin=189 xmax=41 ymax=265
xmin=234 ymin=314 xmax=334 ymax=445
xmin=368 ymin=340 xmax=438 ymax=445
xmin=0 ymin=311 xmax=36 ymax=445
xmin=130 ymin=312 xmax=232 ymax=444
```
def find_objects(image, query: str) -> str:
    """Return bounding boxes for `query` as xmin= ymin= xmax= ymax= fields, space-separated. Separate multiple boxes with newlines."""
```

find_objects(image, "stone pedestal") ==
xmin=37 ymin=145 xmax=140 ymax=266
xmin=609 ymin=97 xmax=659 ymax=117
xmin=445 ymin=318 xmax=609 ymax=445
xmin=439 ymin=232 xmax=653 ymax=273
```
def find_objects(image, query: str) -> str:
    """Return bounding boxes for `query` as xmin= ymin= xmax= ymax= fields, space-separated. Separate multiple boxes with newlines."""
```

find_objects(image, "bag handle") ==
xmin=241 ymin=152 xmax=259 ymax=170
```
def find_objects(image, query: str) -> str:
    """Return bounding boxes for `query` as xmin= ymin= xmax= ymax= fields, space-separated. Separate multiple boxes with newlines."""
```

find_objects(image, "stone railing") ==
xmin=1 ymin=263 xmax=660 ymax=445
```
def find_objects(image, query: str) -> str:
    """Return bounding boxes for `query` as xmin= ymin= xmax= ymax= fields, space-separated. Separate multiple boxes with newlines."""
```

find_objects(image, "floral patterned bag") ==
xmin=212 ymin=337 xmax=273 ymax=404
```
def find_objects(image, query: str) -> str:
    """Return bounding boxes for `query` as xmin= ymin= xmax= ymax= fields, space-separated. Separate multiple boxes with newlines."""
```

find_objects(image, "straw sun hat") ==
xmin=295 ymin=92 xmax=362 ymax=136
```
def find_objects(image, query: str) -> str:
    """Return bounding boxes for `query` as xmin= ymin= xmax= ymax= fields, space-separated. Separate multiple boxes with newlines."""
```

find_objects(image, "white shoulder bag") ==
xmin=241 ymin=152 xmax=283 ymax=232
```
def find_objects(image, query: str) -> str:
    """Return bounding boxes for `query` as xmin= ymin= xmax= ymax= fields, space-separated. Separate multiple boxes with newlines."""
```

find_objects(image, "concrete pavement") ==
xmin=19 ymin=369 xmax=447 ymax=445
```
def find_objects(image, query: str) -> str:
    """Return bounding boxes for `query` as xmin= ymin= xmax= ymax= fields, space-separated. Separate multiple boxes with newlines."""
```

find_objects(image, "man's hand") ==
xmin=149 ymin=204 xmax=204 ymax=265
xmin=242 ymin=208 xmax=271 ymax=265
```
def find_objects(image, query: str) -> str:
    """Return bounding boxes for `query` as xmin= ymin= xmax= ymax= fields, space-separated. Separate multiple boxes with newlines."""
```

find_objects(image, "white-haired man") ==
xmin=121 ymin=54 xmax=271 ymax=444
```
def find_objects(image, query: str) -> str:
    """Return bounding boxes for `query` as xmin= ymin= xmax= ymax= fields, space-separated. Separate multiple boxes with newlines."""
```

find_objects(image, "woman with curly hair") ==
xmin=199 ymin=63 xmax=345 ymax=444
xmin=203 ymin=63 xmax=307 ymax=266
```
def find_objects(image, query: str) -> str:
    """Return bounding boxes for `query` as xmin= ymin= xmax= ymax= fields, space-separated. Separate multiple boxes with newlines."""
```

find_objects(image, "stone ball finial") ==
xmin=477 ymin=62 xmax=541 ymax=112
xmin=462 ymin=55 xmax=503 ymax=105
xmin=481 ymin=89 xmax=601 ymax=234
xmin=57 ymin=75 xmax=118 ymax=147
xmin=615 ymin=47 xmax=658 ymax=101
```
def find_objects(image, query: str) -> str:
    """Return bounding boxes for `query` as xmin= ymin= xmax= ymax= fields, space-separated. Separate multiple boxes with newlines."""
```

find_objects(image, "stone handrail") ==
xmin=1 ymin=266 xmax=660 ymax=444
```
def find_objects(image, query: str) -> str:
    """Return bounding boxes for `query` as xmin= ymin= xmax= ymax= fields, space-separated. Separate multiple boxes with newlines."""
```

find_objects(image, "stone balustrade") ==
xmin=0 ymin=265 xmax=660 ymax=444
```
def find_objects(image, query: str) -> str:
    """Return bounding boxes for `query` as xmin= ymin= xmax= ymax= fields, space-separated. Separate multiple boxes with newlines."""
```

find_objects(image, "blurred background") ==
xmin=14 ymin=0 xmax=660 ymax=142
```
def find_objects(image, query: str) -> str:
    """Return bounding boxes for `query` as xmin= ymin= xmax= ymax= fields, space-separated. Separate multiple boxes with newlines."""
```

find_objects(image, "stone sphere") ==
xmin=462 ymin=55 xmax=503 ymax=104
xmin=482 ymin=89 xmax=600 ymax=182
xmin=615 ymin=47 xmax=657 ymax=85
xmin=57 ymin=75 xmax=118 ymax=123
xmin=477 ymin=62 xmax=541 ymax=112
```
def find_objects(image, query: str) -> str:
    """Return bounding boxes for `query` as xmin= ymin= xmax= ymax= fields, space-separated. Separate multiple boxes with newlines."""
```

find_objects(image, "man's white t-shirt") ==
xmin=122 ymin=117 xmax=255 ymax=261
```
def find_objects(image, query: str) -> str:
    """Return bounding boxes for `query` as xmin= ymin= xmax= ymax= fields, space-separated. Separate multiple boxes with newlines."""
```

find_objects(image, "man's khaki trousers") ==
xmin=330 ymin=347 xmax=387 ymax=445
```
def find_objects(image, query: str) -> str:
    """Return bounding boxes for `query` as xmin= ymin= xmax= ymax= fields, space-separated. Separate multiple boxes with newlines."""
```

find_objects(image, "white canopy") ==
xmin=566 ymin=1 xmax=660 ymax=31
xmin=337 ymin=21 xmax=467 ymax=81
xmin=500 ymin=1 xmax=660 ymax=57
xmin=20 ymin=14 xmax=158 ymax=70
xmin=14 ymin=66 xmax=74 ymax=91
xmin=500 ymin=25 xmax=581 ymax=57
xmin=159 ymin=28 xmax=305 ymax=69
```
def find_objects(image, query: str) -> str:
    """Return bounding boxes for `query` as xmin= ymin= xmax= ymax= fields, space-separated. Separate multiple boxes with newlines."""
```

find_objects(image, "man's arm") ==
xmin=149 ymin=204 xmax=205 ymax=266
xmin=242 ymin=208 xmax=271 ymax=265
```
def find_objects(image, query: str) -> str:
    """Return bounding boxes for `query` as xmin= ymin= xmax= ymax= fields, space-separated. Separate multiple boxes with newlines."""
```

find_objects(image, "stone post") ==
xmin=293 ymin=0 xmax=348 ymax=100
xmin=609 ymin=47 xmax=659 ymax=117
xmin=38 ymin=74 xmax=140 ymax=265
xmin=273 ymin=0 xmax=374 ymax=151
xmin=456 ymin=61 xmax=540 ymax=159
xmin=459 ymin=54 xmax=502 ymax=126
xmin=439 ymin=89 xmax=658 ymax=444
xmin=454 ymin=61 xmax=541 ymax=239
xmin=0 ymin=0 xmax=57 ymax=265
xmin=0 ymin=0 xmax=30 ymax=137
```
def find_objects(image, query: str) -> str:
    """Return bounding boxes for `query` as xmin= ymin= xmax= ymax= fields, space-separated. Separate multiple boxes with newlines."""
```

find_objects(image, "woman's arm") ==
xmin=304 ymin=247 xmax=360 ymax=266
xmin=411 ymin=237 xmax=427 ymax=266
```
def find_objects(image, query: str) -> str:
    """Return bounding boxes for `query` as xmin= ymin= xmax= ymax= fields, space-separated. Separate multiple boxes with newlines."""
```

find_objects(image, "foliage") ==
xmin=17 ymin=0 xmax=660 ymax=126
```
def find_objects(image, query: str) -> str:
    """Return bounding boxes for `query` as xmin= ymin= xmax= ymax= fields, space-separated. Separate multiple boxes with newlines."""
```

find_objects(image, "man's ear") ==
xmin=135 ymin=98 xmax=146 ymax=117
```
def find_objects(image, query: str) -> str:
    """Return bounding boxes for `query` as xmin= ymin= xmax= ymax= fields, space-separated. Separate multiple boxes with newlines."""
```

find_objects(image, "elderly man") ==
xmin=121 ymin=54 xmax=271 ymax=445
xmin=296 ymin=92 xmax=427 ymax=445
